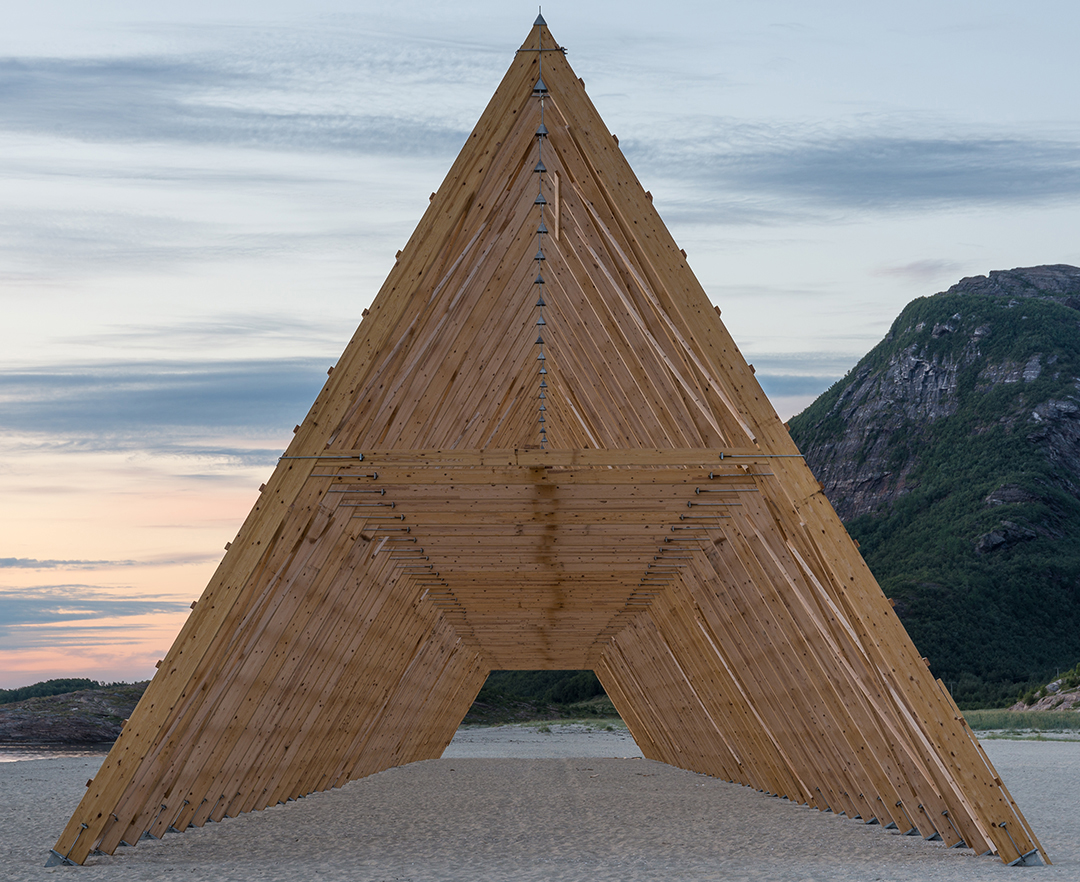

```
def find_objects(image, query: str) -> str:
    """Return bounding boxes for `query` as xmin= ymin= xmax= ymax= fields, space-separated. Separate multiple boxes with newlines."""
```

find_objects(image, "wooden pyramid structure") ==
xmin=53 ymin=19 xmax=1046 ymax=867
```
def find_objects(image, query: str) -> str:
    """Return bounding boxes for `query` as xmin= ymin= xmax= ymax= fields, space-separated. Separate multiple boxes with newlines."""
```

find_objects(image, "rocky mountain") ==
xmin=789 ymin=265 xmax=1080 ymax=707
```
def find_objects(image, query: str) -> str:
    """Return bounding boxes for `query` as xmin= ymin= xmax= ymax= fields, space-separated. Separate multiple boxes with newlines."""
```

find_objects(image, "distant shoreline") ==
xmin=0 ymin=742 xmax=113 ymax=763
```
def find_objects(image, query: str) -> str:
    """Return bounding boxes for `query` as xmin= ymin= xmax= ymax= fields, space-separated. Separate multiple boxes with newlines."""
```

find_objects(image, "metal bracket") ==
xmin=1008 ymin=848 xmax=1042 ymax=867
xmin=44 ymin=822 xmax=87 ymax=866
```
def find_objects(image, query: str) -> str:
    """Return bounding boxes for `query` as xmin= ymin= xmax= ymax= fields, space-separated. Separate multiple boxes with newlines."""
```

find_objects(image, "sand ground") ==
xmin=2 ymin=724 xmax=1076 ymax=881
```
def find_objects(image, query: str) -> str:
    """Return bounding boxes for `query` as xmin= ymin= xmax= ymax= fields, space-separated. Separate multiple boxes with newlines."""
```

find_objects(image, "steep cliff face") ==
xmin=788 ymin=265 xmax=1080 ymax=706
xmin=792 ymin=265 xmax=1080 ymax=521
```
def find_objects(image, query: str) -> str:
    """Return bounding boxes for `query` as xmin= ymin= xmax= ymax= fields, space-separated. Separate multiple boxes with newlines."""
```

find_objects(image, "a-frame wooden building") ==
xmin=52 ymin=18 xmax=1046 ymax=867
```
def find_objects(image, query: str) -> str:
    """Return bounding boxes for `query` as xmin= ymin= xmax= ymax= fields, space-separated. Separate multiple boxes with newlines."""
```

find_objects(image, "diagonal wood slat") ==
xmin=51 ymin=20 xmax=1046 ymax=868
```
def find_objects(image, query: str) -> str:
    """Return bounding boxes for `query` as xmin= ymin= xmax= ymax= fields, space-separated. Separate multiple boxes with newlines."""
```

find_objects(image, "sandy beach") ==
xmin=2 ymin=724 xmax=1076 ymax=881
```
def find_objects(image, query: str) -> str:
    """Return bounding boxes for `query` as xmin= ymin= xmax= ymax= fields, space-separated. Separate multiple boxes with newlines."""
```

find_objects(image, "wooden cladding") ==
xmin=52 ymin=22 xmax=1045 ymax=868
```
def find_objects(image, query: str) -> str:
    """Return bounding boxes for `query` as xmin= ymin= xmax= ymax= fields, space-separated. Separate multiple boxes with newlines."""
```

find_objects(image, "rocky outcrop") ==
xmin=1010 ymin=683 xmax=1080 ymax=712
xmin=945 ymin=265 xmax=1080 ymax=306
xmin=791 ymin=265 xmax=1080 ymax=521
xmin=0 ymin=683 xmax=146 ymax=742
xmin=788 ymin=266 xmax=1080 ymax=705
xmin=790 ymin=342 xmax=973 ymax=520
xmin=1027 ymin=395 xmax=1080 ymax=495
xmin=974 ymin=520 xmax=1037 ymax=554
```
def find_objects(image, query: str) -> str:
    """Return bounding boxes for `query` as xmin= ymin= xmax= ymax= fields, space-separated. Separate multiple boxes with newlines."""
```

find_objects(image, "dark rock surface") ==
xmin=944 ymin=264 xmax=1080 ymax=306
xmin=792 ymin=265 xmax=1080 ymax=521
xmin=0 ymin=683 xmax=147 ymax=743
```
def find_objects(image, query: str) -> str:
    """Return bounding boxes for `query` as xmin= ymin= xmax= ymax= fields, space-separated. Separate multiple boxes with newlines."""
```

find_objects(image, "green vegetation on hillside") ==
xmin=463 ymin=670 xmax=618 ymax=725
xmin=0 ymin=678 xmax=97 ymax=705
xmin=1017 ymin=660 xmax=1080 ymax=706
xmin=964 ymin=709 xmax=1080 ymax=733
xmin=477 ymin=670 xmax=605 ymax=704
xmin=790 ymin=292 xmax=1080 ymax=707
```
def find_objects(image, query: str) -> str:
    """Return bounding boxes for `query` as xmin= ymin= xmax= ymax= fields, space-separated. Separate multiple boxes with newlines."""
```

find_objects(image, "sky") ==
xmin=2 ymin=1 xmax=1079 ymax=689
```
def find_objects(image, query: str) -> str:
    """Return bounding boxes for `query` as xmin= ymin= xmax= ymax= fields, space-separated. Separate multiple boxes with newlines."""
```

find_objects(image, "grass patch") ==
xmin=964 ymin=709 xmax=1080 ymax=731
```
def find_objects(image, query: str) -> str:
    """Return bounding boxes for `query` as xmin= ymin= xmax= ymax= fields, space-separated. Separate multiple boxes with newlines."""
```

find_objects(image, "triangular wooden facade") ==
xmin=53 ymin=22 xmax=1045 ymax=866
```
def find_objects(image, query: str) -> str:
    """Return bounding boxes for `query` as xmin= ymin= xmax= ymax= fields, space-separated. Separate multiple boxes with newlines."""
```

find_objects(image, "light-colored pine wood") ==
xmin=51 ymin=21 xmax=1044 ymax=868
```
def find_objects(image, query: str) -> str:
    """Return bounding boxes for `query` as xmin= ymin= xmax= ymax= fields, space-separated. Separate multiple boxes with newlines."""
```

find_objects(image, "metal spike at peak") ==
xmin=535 ymin=10 xmax=546 ymax=27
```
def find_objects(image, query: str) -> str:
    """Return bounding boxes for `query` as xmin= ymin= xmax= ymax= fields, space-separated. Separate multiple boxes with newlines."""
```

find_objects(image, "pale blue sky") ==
xmin=2 ymin=1 xmax=1079 ymax=685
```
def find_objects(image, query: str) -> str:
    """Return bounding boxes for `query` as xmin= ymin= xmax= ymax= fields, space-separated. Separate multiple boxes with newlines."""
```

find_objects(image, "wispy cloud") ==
xmin=0 ymin=208 xmax=264 ymax=278
xmin=0 ymin=357 xmax=328 ymax=439
xmin=0 ymin=52 xmax=470 ymax=156
xmin=4 ymin=27 xmax=1078 ymax=227
xmin=873 ymin=259 xmax=966 ymax=284
xmin=626 ymin=129 xmax=1080 ymax=214
xmin=0 ymin=558 xmax=138 ymax=569
xmin=0 ymin=555 xmax=214 ymax=570
xmin=0 ymin=584 xmax=190 ymax=628
xmin=68 ymin=314 xmax=348 ymax=353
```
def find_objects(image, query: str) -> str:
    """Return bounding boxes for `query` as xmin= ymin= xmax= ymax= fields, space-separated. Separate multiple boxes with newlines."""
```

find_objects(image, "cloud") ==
xmin=626 ymin=129 xmax=1080 ymax=214
xmin=0 ymin=356 xmax=328 ymax=440
xmin=5 ymin=27 xmax=1078 ymax=222
xmin=0 ymin=555 xmax=214 ymax=570
xmin=874 ymin=259 xmax=965 ymax=283
xmin=0 ymin=558 xmax=138 ymax=569
xmin=0 ymin=51 xmax=470 ymax=156
xmin=0 ymin=208 xmax=265 ymax=279
xmin=72 ymin=314 xmax=347 ymax=353
xmin=0 ymin=584 xmax=190 ymax=628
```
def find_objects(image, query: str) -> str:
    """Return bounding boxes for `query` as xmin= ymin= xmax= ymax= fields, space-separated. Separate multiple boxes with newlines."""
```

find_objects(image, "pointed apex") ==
xmin=534 ymin=11 xmax=547 ymax=27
